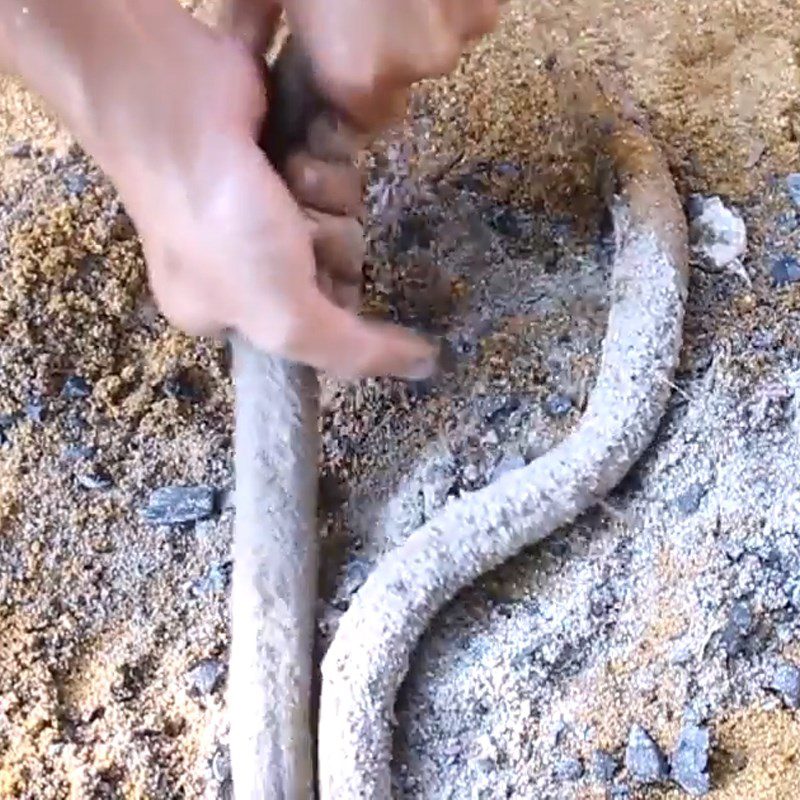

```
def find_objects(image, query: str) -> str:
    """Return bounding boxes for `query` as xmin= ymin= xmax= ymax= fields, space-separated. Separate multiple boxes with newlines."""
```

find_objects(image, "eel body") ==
xmin=227 ymin=39 xmax=324 ymax=800
xmin=228 ymin=344 xmax=319 ymax=799
xmin=317 ymin=76 xmax=691 ymax=797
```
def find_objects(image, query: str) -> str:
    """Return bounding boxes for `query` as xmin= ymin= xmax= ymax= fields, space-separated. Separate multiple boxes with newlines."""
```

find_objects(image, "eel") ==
xmin=317 ymin=66 xmax=691 ymax=798
xmin=227 ymin=38 xmax=330 ymax=800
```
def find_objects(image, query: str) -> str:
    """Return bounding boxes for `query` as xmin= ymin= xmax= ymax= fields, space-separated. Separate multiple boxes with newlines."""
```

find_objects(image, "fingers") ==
xmin=285 ymin=152 xmax=363 ymax=216
xmin=281 ymin=291 xmax=439 ymax=380
xmin=308 ymin=211 xmax=364 ymax=284
xmin=305 ymin=113 xmax=367 ymax=162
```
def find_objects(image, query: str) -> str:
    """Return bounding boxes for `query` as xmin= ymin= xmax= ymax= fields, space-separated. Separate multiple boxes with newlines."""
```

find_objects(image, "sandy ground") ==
xmin=0 ymin=0 xmax=799 ymax=798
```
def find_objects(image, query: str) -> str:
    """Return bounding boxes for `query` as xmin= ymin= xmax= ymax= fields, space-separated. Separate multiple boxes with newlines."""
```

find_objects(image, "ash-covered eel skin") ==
xmin=227 ymin=39 xmax=331 ymax=800
xmin=317 ymin=69 xmax=691 ymax=798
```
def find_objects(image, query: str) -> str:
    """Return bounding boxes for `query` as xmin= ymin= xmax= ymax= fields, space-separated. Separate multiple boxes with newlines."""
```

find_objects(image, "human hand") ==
xmin=108 ymin=7 xmax=437 ymax=379
xmin=1 ymin=0 xmax=437 ymax=380
xmin=283 ymin=0 xmax=505 ymax=130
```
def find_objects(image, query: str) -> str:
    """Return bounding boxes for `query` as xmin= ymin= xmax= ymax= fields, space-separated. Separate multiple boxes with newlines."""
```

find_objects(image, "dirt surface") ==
xmin=1 ymin=1 xmax=800 ymax=798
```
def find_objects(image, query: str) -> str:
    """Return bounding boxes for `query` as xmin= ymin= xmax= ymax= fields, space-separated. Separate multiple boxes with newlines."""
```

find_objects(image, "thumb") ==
xmin=279 ymin=292 xmax=439 ymax=380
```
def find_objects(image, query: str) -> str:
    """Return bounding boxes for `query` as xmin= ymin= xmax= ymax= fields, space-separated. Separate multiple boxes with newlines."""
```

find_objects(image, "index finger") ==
xmin=274 ymin=289 xmax=438 ymax=380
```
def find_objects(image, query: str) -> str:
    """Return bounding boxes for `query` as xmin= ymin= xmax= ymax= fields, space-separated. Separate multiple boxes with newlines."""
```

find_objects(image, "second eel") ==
xmin=317 ymin=67 xmax=691 ymax=797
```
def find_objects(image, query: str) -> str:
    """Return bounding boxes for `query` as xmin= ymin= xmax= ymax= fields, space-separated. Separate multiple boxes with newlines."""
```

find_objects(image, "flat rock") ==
xmin=625 ymin=724 xmax=669 ymax=784
xmin=142 ymin=485 xmax=216 ymax=526
xmin=671 ymin=723 xmax=711 ymax=796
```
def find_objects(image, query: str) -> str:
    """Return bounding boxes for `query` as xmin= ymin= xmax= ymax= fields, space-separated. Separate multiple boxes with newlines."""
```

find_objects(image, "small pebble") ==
xmin=786 ymin=173 xmax=800 ymax=207
xmin=142 ymin=485 xmax=216 ymax=526
xmin=26 ymin=401 xmax=46 ymax=424
xmin=625 ymin=724 xmax=669 ymax=784
xmin=554 ymin=757 xmax=584 ymax=781
xmin=592 ymin=749 xmax=620 ymax=783
xmin=768 ymin=661 xmax=800 ymax=709
xmin=771 ymin=255 xmax=800 ymax=287
xmin=545 ymin=393 xmax=572 ymax=417
xmin=75 ymin=470 xmax=113 ymax=491
xmin=671 ymin=723 xmax=711 ymax=796
xmin=187 ymin=658 xmax=225 ymax=697
xmin=675 ymin=483 xmax=707 ymax=515
xmin=61 ymin=375 xmax=92 ymax=400
xmin=721 ymin=602 xmax=754 ymax=657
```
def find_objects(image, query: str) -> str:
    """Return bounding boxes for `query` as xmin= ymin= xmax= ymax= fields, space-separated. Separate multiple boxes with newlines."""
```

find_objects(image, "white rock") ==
xmin=689 ymin=195 xmax=747 ymax=268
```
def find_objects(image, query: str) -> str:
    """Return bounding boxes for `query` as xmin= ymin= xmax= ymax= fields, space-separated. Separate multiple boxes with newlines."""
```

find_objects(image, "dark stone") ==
xmin=142 ymin=485 xmax=216 ymax=526
xmin=786 ymin=173 xmax=800 ymax=207
xmin=76 ymin=470 xmax=113 ymax=491
xmin=592 ymin=749 xmax=619 ymax=782
xmin=490 ymin=207 xmax=524 ymax=238
xmin=625 ymin=724 xmax=669 ymax=784
xmin=111 ymin=662 xmax=145 ymax=702
xmin=771 ymin=255 xmax=800 ymax=287
xmin=395 ymin=214 xmax=434 ymax=250
xmin=187 ymin=658 xmax=226 ymax=697
xmin=162 ymin=370 xmax=202 ymax=402
xmin=110 ymin=211 xmax=137 ymax=241
xmin=675 ymin=483 xmax=708 ymax=515
xmin=671 ymin=723 xmax=711 ymax=796
xmin=720 ymin=602 xmax=754 ymax=657
xmin=553 ymin=757 xmax=584 ymax=781
xmin=767 ymin=661 xmax=800 ymax=709
xmin=484 ymin=395 xmax=522 ymax=424
xmin=544 ymin=393 xmax=572 ymax=417
xmin=62 ymin=375 xmax=92 ymax=400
